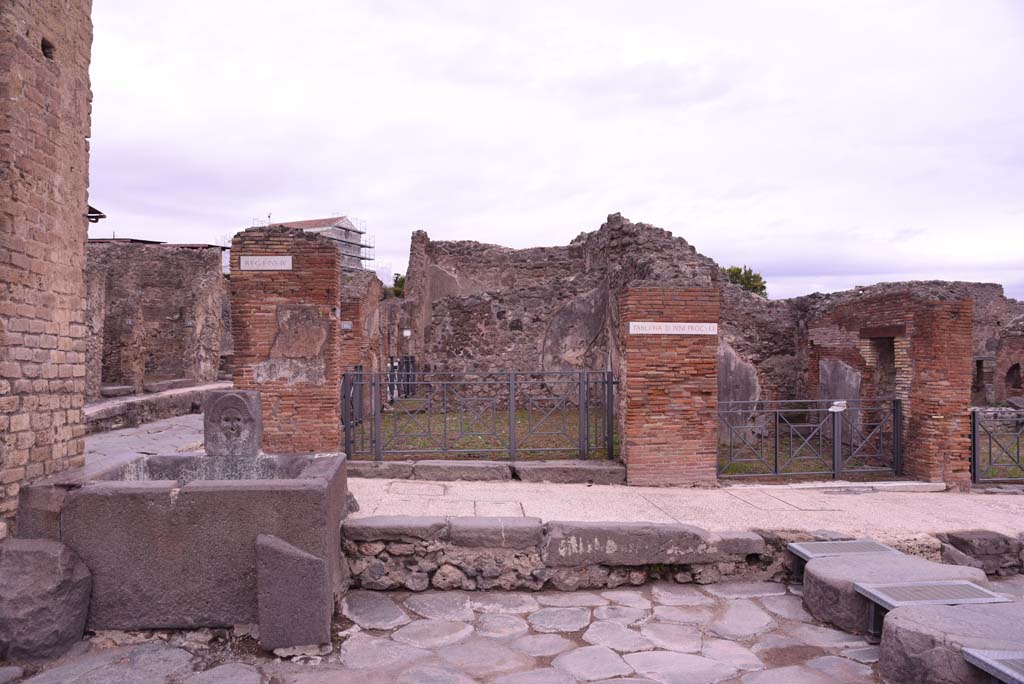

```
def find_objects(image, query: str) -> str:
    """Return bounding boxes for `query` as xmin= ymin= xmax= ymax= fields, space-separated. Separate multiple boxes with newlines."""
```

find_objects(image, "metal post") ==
xmin=372 ymin=374 xmax=383 ymax=462
xmin=341 ymin=374 xmax=352 ymax=456
xmin=893 ymin=399 xmax=903 ymax=475
xmin=970 ymin=409 xmax=978 ymax=483
xmin=605 ymin=372 xmax=615 ymax=460
xmin=508 ymin=372 xmax=517 ymax=462
xmin=577 ymin=371 xmax=587 ymax=460
xmin=832 ymin=410 xmax=843 ymax=479
xmin=774 ymin=409 xmax=780 ymax=475
xmin=866 ymin=603 xmax=885 ymax=644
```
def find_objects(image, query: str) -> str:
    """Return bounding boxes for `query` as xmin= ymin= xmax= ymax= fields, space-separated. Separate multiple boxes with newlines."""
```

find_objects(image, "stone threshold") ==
xmin=84 ymin=381 xmax=232 ymax=435
xmin=725 ymin=480 xmax=948 ymax=493
xmin=348 ymin=459 xmax=626 ymax=485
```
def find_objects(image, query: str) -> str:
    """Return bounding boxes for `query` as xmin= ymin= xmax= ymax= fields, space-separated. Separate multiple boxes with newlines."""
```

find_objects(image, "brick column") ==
xmin=906 ymin=299 xmax=973 ymax=488
xmin=0 ymin=1 xmax=93 ymax=528
xmin=231 ymin=228 xmax=343 ymax=454
xmin=618 ymin=287 xmax=720 ymax=486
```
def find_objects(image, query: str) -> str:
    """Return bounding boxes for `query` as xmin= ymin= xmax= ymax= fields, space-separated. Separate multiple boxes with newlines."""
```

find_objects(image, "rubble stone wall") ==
xmin=84 ymin=242 xmax=226 ymax=398
xmin=0 ymin=0 xmax=93 ymax=524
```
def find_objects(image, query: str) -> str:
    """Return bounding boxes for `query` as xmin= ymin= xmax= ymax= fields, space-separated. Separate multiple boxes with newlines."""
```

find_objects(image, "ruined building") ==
xmin=84 ymin=239 xmax=229 ymax=400
xmin=395 ymin=214 xmax=1024 ymax=410
xmin=0 ymin=0 xmax=94 ymax=524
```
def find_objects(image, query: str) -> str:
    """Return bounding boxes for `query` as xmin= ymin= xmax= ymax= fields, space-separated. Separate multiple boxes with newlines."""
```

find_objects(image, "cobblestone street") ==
xmin=19 ymin=582 xmax=897 ymax=684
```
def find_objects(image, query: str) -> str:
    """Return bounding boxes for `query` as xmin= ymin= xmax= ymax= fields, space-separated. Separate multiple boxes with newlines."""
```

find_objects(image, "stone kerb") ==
xmin=342 ymin=516 xmax=771 ymax=592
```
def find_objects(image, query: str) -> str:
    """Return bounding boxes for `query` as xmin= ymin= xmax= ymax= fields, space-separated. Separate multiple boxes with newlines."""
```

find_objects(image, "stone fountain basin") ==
xmin=16 ymin=451 xmax=347 ymax=631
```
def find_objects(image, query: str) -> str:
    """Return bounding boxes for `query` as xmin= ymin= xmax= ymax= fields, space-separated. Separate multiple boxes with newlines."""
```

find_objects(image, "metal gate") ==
xmin=717 ymin=398 xmax=902 ymax=478
xmin=971 ymin=409 xmax=1024 ymax=482
xmin=342 ymin=370 xmax=615 ymax=461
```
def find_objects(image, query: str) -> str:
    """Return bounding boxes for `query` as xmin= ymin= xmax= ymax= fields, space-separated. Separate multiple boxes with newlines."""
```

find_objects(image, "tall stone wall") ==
xmin=0 ymin=0 xmax=93 ymax=525
xmin=84 ymin=242 xmax=226 ymax=398
xmin=231 ymin=228 xmax=344 ymax=454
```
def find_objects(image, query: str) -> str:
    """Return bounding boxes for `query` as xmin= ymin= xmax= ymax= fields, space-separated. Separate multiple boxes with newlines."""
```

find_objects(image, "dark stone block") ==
xmin=204 ymin=390 xmax=262 ymax=457
xmin=347 ymin=461 xmax=415 ymax=479
xmin=256 ymin=534 xmax=332 ymax=651
xmin=343 ymin=516 xmax=449 ymax=542
xmin=414 ymin=461 xmax=511 ymax=481
xmin=0 ymin=539 xmax=91 ymax=660
xmin=513 ymin=461 xmax=626 ymax=485
xmin=58 ymin=455 xmax=347 ymax=631
xmin=449 ymin=517 xmax=543 ymax=549
xmin=541 ymin=521 xmax=716 ymax=567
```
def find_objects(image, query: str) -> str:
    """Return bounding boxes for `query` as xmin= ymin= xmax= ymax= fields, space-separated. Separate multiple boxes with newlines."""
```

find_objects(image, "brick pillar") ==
xmin=231 ymin=228 xmax=343 ymax=454
xmin=618 ymin=287 xmax=720 ymax=486
xmin=905 ymin=298 xmax=973 ymax=488
xmin=0 ymin=1 xmax=93 ymax=528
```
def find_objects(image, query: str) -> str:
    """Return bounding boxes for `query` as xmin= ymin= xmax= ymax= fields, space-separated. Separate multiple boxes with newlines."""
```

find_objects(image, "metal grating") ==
xmin=787 ymin=539 xmax=899 ymax=561
xmin=855 ymin=581 xmax=1012 ymax=611
xmin=963 ymin=649 xmax=1024 ymax=684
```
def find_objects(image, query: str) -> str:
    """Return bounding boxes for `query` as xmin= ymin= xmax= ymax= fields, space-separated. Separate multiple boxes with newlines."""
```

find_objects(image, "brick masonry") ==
xmin=618 ymin=287 xmax=720 ymax=486
xmin=230 ymin=228 xmax=344 ymax=454
xmin=0 ymin=0 xmax=93 ymax=525
xmin=805 ymin=294 xmax=974 ymax=487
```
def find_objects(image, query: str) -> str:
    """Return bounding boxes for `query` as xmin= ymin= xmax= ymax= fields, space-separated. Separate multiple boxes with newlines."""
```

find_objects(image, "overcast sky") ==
xmin=88 ymin=0 xmax=1024 ymax=299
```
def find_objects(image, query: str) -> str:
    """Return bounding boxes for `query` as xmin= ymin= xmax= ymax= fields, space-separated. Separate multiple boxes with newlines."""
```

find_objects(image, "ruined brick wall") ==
xmin=994 ymin=318 xmax=1024 ymax=404
xmin=399 ymin=214 xmax=720 ymax=375
xmin=618 ymin=288 xmax=720 ymax=486
xmin=84 ymin=242 xmax=226 ymax=398
xmin=0 ymin=0 xmax=92 ymax=524
xmin=231 ymin=228 xmax=343 ymax=454
xmin=340 ymin=270 xmax=387 ymax=374
xmin=803 ymin=292 xmax=974 ymax=485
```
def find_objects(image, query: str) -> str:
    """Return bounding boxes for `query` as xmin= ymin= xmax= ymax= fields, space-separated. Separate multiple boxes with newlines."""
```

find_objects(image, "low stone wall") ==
xmin=342 ymin=516 xmax=813 ymax=592
xmin=84 ymin=382 xmax=231 ymax=434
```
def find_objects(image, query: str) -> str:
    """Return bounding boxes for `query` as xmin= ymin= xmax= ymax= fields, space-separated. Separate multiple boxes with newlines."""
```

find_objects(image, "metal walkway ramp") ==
xmin=853 ymin=580 xmax=1010 ymax=641
xmin=963 ymin=649 xmax=1024 ymax=684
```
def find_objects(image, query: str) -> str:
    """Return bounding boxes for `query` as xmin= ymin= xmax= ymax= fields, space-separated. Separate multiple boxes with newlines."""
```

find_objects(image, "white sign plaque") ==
xmin=240 ymin=255 xmax=292 ymax=271
xmin=629 ymin=321 xmax=718 ymax=336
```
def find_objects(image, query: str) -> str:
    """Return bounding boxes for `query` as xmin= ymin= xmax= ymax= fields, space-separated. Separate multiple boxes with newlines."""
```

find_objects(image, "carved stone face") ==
xmin=205 ymin=392 xmax=261 ymax=458
xmin=221 ymin=407 xmax=246 ymax=441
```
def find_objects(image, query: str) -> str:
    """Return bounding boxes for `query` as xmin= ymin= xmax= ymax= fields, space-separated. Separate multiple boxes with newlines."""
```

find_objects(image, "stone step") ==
xmin=879 ymin=602 xmax=1024 ymax=684
xmin=802 ymin=551 xmax=989 ymax=634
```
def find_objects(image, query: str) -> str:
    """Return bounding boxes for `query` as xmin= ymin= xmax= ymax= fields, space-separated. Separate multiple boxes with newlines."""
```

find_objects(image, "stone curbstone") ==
xmin=346 ymin=461 xmax=415 ymax=479
xmin=343 ymin=516 xmax=450 ymax=542
xmin=540 ymin=521 xmax=717 ymax=567
xmin=413 ymin=460 xmax=511 ymax=481
xmin=512 ymin=461 xmax=626 ymax=485
xmin=710 ymin=531 xmax=767 ymax=558
xmin=449 ymin=517 xmax=544 ymax=549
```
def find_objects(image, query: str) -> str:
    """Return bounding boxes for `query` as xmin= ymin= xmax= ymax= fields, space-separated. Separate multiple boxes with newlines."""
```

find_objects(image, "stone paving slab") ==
xmin=13 ymin=581 xmax=887 ymax=684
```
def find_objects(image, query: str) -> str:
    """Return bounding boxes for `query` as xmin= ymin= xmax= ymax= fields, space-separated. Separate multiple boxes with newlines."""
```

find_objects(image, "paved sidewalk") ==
xmin=87 ymin=415 xmax=1024 ymax=544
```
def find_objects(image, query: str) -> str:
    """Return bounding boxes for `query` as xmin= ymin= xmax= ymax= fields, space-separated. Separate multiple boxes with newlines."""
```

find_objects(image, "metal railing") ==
xmin=718 ymin=398 xmax=902 ymax=478
xmin=971 ymin=409 xmax=1024 ymax=482
xmin=342 ymin=370 xmax=616 ymax=461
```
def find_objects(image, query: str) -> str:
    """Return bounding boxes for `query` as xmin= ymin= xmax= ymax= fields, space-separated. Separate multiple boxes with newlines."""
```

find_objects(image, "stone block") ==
xmin=880 ymin=602 xmax=1024 ymax=684
xmin=802 ymin=552 xmax=989 ymax=634
xmin=711 ymin=530 xmax=767 ymax=558
xmin=449 ymin=517 xmax=543 ymax=549
xmin=347 ymin=460 xmax=415 ymax=479
xmin=414 ymin=460 xmax=511 ymax=481
xmin=256 ymin=534 xmax=331 ymax=651
xmin=540 ymin=521 xmax=715 ymax=567
xmin=343 ymin=516 xmax=450 ymax=542
xmin=0 ymin=539 xmax=91 ymax=660
xmin=60 ymin=462 xmax=346 ymax=630
xmin=13 ymin=484 xmax=69 ymax=541
xmin=203 ymin=390 xmax=262 ymax=457
xmin=512 ymin=461 xmax=626 ymax=485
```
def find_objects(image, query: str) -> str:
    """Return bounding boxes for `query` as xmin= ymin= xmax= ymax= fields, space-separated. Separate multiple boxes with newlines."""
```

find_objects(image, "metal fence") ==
xmin=342 ymin=370 xmax=616 ymax=461
xmin=717 ymin=398 xmax=902 ymax=478
xmin=971 ymin=409 xmax=1024 ymax=482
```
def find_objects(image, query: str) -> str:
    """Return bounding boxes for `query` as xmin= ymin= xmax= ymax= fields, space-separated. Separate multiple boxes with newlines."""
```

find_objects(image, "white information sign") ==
xmin=240 ymin=255 xmax=293 ymax=271
xmin=629 ymin=321 xmax=718 ymax=335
